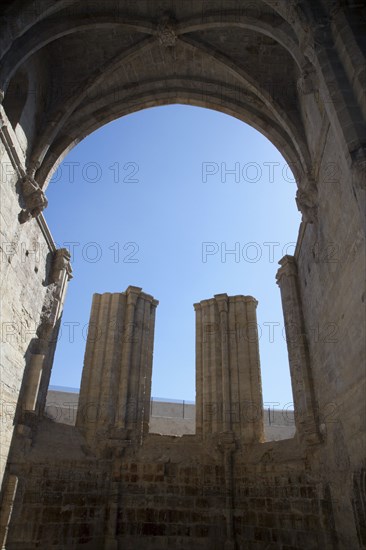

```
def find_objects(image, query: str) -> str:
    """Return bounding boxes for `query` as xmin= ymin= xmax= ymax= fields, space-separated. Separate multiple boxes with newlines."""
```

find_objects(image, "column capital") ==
xmin=198 ymin=298 xmax=216 ymax=309
xmin=295 ymin=177 xmax=318 ymax=224
xmin=50 ymin=248 xmax=73 ymax=283
xmin=229 ymin=295 xmax=258 ymax=307
xmin=126 ymin=285 xmax=142 ymax=294
xmin=276 ymin=255 xmax=298 ymax=285
xmin=215 ymin=293 xmax=229 ymax=313
xmin=140 ymin=290 xmax=159 ymax=308
xmin=125 ymin=285 xmax=142 ymax=306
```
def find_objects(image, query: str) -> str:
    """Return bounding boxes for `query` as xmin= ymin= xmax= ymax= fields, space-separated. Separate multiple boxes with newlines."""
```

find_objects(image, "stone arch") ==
xmin=0 ymin=4 xmax=319 ymax=191
xmin=38 ymin=91 xmax=311 ymax=191
xmin=44 ymin=104 xmax=301 ymax=444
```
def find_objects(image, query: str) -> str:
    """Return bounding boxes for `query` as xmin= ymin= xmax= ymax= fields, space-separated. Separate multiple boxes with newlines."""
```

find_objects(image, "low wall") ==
xmin=45 ymin=389 xmax=295 ymax=440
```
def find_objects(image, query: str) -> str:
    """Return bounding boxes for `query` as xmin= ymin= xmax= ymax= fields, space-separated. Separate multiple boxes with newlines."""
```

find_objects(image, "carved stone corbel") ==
xmin=296 ymin=178 xmax=318 ymax=224
xmin=50 ymin=247 xmax=73 ymax=284
xmin=37 ymin=248 xmax=72 ymax=344
xmin=18 ymin=175 xmax=48 ymax=223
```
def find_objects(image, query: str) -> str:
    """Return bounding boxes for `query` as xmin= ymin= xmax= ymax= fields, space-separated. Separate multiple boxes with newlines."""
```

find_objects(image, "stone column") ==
xmin=19 ymin=248 xmax=72 ymax=416
xmin=37 ymin=248 xmax=72 ymax=411
xmin=216 ymin=295 xmax=232 ymax=433
xmin=22 ymin=354 xmax=45 ymax=411
xmin=194 ymin=303 xmax=203 ymax=436
xmin=76 ymin=286 xmax=158 ymax=445
xmin=276 ymin=255 xmax=320 ymax=444
xmin=116 ymin=286 xmax=140 ymax=431
xmin=0 ymin=474 xmax=18 ymax=549
xmin=195 ymin=294 xmax=264 ymax=442
xmin=140 ymin=298 xmax=158 ymax=436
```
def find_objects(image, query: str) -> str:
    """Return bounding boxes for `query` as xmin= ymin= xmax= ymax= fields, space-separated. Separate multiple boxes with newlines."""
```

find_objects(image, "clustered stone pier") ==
xmin=76 ymin=287 xmax=158 ymax=447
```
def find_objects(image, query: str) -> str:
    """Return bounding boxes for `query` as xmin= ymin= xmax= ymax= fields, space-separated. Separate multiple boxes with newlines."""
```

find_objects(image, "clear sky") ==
xmin=45 ymin=104 xmax=301 ymax=408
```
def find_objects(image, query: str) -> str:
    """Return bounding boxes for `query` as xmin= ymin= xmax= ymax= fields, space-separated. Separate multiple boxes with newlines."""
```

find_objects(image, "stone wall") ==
xmin=293 ymin=124 xmax=366 ymax=548
xmin=3 ymin=418 xmax=337 ymax=550
xmin=0 ymin=106 xmax=63 ymax=486
xmin=45 ymin=389 xmax=296 ymax=440
xmin=4 ymin=421 xmax=110 ymax=550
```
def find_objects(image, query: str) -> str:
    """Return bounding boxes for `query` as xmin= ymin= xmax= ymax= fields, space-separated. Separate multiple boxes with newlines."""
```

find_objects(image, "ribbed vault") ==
xmin=0 ymin=0 xmax=317 ymax=192
xmin=0 ymin=0 xmax=364 ymax=206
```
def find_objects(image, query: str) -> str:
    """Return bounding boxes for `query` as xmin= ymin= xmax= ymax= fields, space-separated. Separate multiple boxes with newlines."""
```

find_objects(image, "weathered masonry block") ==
xmin=76 ymin=287 xmax=158 ymax=447
xmin=276 ymin=255 xmax=320 ymax=446
xmin=195 ymin=294 xmax=264 ymax=442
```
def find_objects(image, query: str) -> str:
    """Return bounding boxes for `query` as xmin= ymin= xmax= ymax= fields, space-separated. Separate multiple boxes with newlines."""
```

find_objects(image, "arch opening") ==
xmin=43 ymin=104 xmax=298 ymax=441
xmin=37 ymin=87 xmax=310 ymax=194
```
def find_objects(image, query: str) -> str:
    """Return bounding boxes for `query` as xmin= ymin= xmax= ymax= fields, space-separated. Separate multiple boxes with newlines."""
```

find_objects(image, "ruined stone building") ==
xmin=0 ymin=1 xmax=365 ymax=548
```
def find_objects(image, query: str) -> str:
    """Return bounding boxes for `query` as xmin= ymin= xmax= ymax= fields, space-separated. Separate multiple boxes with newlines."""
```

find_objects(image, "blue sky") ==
xmin=45 ymin=104 xmax=301 ymax=407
